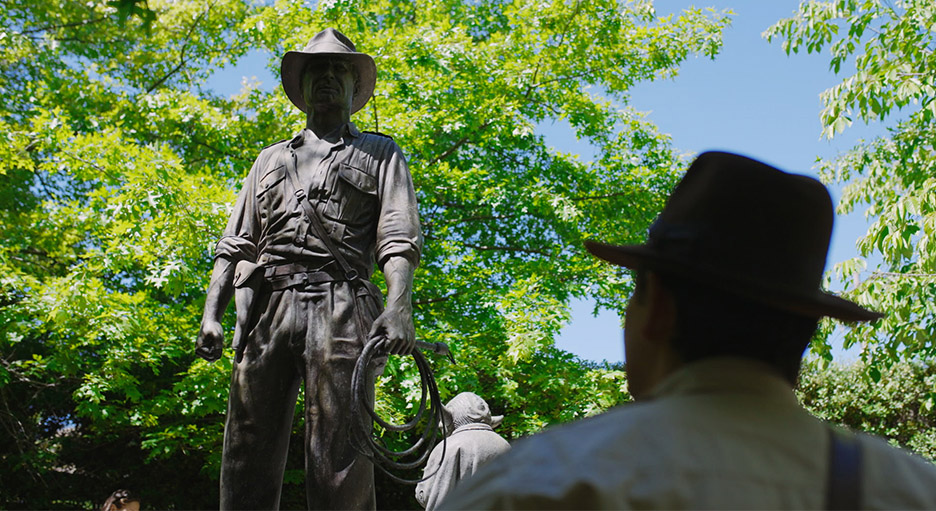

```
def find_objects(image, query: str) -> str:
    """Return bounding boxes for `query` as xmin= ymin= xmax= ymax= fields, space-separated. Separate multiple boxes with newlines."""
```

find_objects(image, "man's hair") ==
xmin=634 ymin=270 xmax=819 ymax=385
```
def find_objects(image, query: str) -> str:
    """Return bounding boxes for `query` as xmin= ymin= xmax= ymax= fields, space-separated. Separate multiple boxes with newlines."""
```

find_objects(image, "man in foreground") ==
xmin=441 ymin=151 xmax=936 ymax=509
xmin=196 ymin=28 xmax=421 ymax=509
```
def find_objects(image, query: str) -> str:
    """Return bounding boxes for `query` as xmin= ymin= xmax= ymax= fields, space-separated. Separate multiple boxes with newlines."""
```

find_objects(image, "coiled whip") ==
xmin=349 ymin=337 xmax=454 ymax=484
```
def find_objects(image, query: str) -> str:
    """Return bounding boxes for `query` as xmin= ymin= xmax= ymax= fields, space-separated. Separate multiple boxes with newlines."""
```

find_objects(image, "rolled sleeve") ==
xmin=375 ymin=142 xmax=423 ymax=267
xmin=213 ymin=150 xmax=268 ymax=263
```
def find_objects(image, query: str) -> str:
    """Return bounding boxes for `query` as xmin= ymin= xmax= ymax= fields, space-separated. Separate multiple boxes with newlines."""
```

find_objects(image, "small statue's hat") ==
xmin=585 ymin=151 xmax=884 ymax=322
xmin=281 ymin=28 xmax=376 ymax=114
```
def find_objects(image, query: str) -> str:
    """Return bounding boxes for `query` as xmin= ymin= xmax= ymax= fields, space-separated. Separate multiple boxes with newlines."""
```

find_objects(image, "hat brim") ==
xmin=584 ymin=240 xmax=884 ymax=323
xmin=280 ymin=51 xmax=376 ymax=115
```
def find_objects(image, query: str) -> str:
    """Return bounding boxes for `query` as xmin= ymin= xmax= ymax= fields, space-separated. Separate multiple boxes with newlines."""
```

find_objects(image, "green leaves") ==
xmin=799 ymin=358 xmax=936 ymax=460
xmin=109 ymin=0 xmax=157 ymax=31
xmin=0 ymin=0 xmax=730 ymax=507
xmin=767 ymin=1 xmax=936 ymax=372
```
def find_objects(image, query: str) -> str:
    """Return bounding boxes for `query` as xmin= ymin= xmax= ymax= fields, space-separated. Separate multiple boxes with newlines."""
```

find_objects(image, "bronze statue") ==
xmin=196 ymin=28 xmax=422 ymax=510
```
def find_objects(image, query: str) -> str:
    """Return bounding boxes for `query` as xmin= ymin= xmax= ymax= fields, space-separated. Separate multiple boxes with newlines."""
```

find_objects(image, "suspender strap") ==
xmin=826 ymin=426 xmax=862 ymax=510
xmin=280 ymin=143 xmax=361 ymax=282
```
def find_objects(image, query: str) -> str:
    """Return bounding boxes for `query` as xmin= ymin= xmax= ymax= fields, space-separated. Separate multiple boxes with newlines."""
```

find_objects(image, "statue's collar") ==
xmin=290 ymin=122 xmax=360 ymax=148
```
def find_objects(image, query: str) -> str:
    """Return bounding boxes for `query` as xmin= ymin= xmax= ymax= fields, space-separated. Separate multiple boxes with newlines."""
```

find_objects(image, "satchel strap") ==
xmin=279 ymin=142 xmax=360 ymax=282
xmin=826 ymin=426 xmax=862 ymax=510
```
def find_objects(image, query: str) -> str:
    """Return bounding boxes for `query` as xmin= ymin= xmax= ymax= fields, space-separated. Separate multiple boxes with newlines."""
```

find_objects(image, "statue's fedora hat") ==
xmin=585 ymin=151 xmax=883 ymax=322
xmin=281 ymin=28 xmax=376 ymax=114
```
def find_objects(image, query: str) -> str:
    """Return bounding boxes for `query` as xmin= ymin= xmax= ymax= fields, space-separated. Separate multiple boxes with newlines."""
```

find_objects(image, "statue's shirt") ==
xmin=215 ymin=123 xmax=422 ymax=277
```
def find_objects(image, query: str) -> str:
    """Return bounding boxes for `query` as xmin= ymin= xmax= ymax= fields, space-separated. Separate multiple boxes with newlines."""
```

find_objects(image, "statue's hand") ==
xmin=369 ymin=305 xmax=415 ymax=355
xmin=196 ymin=319 xmax=224 ymax=362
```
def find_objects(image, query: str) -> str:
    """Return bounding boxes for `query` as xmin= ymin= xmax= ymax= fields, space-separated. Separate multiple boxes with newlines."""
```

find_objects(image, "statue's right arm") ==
xmin=194 ymin=145 xmax=273 ymax=362
xmin=196 ymin=256 xmax=237 ymax=362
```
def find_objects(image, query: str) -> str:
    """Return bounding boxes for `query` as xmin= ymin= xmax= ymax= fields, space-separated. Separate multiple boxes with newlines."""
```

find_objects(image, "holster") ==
xmin=232 ymin=259 xmax=264 ymax=363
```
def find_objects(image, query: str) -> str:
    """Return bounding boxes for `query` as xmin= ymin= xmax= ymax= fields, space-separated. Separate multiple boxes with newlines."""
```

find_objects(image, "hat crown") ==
xmin=653 ymin=152 xmax=832 ymax=293
xmin=302 ymin=27 xmax=357 ymax=55
xmin=444 ymin=392 xmax=494 ymax=429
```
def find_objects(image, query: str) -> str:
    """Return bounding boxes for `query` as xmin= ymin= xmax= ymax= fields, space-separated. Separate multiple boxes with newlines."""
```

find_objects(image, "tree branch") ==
xmin=427 ymin=134 xmax=470 ymax=166
xmin=570 ymin=191 xmax=634 ymax=202
xmin=60 ymin=149 xmax=118 ymax=181
xmin=20 ymin=17 xmax=107 ymax=34
xmin=524 ymin=0 xmax=583 ymax=99
xmin=460 ymin=241 xmax=552 ymax=257
xmin=870 ymin=271 xmax=936 ymax=279
xmin=146 ymin=54 xmax=189 ymax=94
xmin=413 ymin=290 xmax=465 ymax=306
xmin=145 ymin=2 xmax=214 ymax=93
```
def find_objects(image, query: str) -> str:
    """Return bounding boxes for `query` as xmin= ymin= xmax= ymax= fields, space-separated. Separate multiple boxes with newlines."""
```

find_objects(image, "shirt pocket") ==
xmin=326 ymin=163 xmax=378 ymax=227
xmin=255 ymin=165 xmax=286 ymax=217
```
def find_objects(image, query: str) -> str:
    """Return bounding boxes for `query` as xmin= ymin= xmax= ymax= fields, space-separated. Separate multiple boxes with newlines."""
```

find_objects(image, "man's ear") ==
xmin=642 ymin=271 xmax=677 ymax=343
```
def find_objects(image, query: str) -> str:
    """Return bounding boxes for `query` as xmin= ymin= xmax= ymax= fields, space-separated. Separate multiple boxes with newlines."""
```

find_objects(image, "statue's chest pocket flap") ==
xmin=337 ymin=163 xmax=377 ymax=194
xmin=329 ymin=163 xmax=378 ymax=226
xmin=256 ymin=165 xmax=286 ymax=199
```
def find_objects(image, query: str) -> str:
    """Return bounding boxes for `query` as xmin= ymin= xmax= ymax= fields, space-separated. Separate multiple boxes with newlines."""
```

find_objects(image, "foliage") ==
xmin=798 ymin=357 xmax=936 ymax=461
xmin=0 ymin=0 xmax=729 ymax=508
xmin=765 ymin=1 xmax=936 ymax=371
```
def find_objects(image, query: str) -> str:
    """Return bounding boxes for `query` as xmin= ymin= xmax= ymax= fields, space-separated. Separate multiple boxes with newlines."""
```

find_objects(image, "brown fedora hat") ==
xmin=280 ymin=28 xmax=377 ymax=114
xmin=585 ymin=151 xmax=883 ymax=322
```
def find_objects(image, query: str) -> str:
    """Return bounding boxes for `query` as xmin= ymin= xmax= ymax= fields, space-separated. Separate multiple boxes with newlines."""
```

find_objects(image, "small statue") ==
xmin=416 ymin=392 xmax=510 ymax=510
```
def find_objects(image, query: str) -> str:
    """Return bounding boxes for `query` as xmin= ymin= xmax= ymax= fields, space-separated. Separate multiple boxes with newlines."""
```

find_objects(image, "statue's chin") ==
xmin=308 ymin=98 xmax=349 ymax=114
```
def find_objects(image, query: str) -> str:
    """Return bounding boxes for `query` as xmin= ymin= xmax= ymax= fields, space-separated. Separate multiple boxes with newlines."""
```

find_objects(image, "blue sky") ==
xmin=209 ymin=1 xmax=886 ymax=364
xmin=552 ymin=1 xmax=888 ymax=363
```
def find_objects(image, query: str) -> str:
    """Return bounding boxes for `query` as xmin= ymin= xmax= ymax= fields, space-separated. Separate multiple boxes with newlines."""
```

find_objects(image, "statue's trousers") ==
xmin=220 ymin=280 xmax=384 ymax=510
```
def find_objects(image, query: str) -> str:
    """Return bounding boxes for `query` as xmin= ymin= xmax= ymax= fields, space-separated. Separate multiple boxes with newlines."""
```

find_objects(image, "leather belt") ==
xmin=265 ymin=263 xmax=347 ymax=291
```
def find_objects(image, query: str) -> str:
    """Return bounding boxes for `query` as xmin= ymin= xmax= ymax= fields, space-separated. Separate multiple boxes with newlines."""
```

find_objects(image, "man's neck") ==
xmin=307 ymin=110 xmax=351 ymax=142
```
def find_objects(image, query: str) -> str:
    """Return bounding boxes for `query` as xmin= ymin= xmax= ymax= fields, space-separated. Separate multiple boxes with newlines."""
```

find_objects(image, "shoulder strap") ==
xmin=278 ymin=143 xmax=360 ymax=281
xmin=826 ymin=426 xmax=862 ymax=510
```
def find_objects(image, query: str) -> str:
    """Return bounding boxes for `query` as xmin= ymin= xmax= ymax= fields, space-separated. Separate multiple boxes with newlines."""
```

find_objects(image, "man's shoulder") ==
xmin=514 ymin=402 xmax=655 ymax=452
xmin=478 ymin=404 xmax=656 ymax=477
xmin=439 ymin=405 xmax=652 ymax=509
xmin=858 ymin=432 xmax=936 ymax=508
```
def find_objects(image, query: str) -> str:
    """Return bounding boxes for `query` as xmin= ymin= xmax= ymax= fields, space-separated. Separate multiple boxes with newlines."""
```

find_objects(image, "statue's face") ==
xmin=301 ymin=57 xmax=358 ymax=113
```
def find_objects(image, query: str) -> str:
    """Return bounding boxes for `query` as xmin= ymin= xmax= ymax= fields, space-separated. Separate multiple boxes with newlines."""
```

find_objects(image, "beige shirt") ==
xmin=441 ymin=358 xmax=936 ymax=509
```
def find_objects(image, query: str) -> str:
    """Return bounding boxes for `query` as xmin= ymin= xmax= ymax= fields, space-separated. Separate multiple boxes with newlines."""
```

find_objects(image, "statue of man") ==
xmin=195 ymin=28 xmax=422 ymax=510
xmin=416 ymin=393 xmax=510 ymax=510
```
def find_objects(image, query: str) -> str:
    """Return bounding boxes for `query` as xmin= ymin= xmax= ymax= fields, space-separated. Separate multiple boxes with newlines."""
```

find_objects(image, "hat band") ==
xmin=647 ymin=220 xmax=701 ymax=259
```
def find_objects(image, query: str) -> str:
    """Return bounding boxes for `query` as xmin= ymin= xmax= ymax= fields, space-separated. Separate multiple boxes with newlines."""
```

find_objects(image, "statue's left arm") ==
xmin=369 ymin=137 xmax=423 ymax=355
xmin=370 ymin=255 xmax=416 ymax=354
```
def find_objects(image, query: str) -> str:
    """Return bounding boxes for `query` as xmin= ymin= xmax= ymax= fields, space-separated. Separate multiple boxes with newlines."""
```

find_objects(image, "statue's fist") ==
xmin=369 ymin=306 xmax=416 ymax=355
xmin=196 ymin=320 xmax=224 ymax=362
